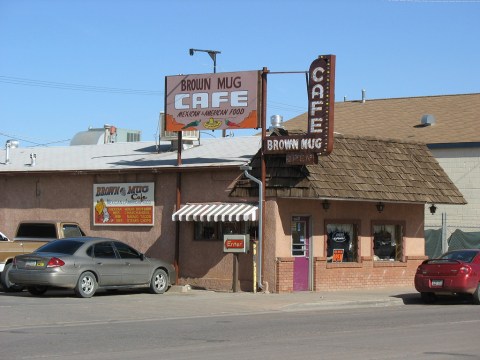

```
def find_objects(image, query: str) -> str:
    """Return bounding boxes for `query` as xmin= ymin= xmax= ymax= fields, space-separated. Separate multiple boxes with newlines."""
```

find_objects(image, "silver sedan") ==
xmin=9 ymin=237 xmax=176 ymax=298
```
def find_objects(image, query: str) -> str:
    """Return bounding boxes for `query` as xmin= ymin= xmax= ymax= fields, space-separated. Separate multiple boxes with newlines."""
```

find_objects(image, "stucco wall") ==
xmin=0 ymin=172 xmax=179 ymax=262
xmin=0 ymin=169 xmax=257 ymax=291
xmin=264 ymin=198 xmax=426 ymax=292
xmin=0 ymin=168 xmax=428 ymax=293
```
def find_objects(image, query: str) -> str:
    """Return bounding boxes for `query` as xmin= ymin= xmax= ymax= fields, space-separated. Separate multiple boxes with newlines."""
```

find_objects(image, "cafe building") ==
xmin=0 ymin=129 xmax=465 ymax=293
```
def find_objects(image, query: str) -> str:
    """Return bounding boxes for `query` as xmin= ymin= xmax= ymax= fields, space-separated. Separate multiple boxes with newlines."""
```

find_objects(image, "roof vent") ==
xmin=269 ymin=115 xmax=284 ymax=131
xmin=5 ymin=140 xmax=19 ymax=165
xmin=420 ymin=114 xmax=436 ymax=127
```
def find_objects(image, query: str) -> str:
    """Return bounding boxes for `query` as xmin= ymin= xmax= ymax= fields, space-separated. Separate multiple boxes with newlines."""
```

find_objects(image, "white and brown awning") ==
xmin=172 ymin=203 xmax=258 ymax=222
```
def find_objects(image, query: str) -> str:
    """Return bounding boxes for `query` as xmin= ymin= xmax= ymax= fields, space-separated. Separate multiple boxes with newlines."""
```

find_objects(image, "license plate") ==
xmin=431 ymin=279 xmax=443 ymax=287
xmin=25 ymin=261 xmax=44 ymax=267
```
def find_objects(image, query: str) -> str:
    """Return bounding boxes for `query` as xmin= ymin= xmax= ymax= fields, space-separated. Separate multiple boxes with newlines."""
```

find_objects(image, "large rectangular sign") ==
xmin=263 ymin=55 xmax=335 ymax=157
xmin=165 ymin=71 xmax=261 ymax=131
xmin=93 ymin=183 xmax=155 ymax=226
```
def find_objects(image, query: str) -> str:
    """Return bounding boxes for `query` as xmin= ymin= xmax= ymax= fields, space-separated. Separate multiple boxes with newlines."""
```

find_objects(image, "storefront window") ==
xmin=194 ymin=221 xmax=219 ymax=240
xmin=194 ymin=221 xmax=258 ymax=241
xmin=326 ymin=223 xmax=358 ymax=262
xmin=373 ymin=224 xmax=403 ymax=261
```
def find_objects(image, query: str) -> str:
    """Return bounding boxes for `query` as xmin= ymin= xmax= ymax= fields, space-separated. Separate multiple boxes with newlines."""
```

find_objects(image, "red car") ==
xmin=415 ymin=249 xmax=480 ymax=304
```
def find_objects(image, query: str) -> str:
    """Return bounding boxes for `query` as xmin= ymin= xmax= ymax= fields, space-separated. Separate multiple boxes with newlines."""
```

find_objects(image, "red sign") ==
xmin=223 ymin=235 xmax=249 ymax=253
xmin=225 ymin=239 xmax=245 ymax=249
xmin=332 ymin=249 xmax=344 ymax=262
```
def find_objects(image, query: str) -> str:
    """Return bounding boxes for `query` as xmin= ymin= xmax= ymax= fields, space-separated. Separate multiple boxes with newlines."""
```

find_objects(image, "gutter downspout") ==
xmin=242 ymin=168 xmax=263 ymax=291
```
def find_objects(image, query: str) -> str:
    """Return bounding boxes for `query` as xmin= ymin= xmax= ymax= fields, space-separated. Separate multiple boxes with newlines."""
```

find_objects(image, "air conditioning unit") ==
xmin=159 ymin=112 xmax=199 ymax=141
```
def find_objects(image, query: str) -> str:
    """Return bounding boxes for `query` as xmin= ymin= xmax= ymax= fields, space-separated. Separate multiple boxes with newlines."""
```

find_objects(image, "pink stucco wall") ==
xmin=0 ymin=170 xmax=427 ymax=293
xmin=264 ymin=198 xmax=426 ymax=292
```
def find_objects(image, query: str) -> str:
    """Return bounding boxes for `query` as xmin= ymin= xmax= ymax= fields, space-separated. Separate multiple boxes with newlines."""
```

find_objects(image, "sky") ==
xmin=1 ymin=0 xmax=479 ymax=147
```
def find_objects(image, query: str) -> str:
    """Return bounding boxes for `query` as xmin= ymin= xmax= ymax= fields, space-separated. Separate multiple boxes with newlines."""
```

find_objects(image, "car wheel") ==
xmin=150 ymin=269 xmax=169 ymax=294
xmin=473 ymin=283 xmax=480 ymax=305
xmin=420 ymin=292 xmax=436 ymax=304
xmin=27 ymin=286 xmax=48 ymax=296
xmin=75 ymin=271 xmax=97 ymax=298
xmin=0 ymin=262 xmax=24 ymax=292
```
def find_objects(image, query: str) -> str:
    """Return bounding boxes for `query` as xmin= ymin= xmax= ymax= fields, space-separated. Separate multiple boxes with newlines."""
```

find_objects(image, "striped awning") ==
xmin=172 ymin=203 xmax=258 ymax=222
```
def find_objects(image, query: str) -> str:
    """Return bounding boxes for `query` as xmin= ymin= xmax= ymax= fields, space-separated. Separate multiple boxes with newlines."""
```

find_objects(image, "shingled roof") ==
xmin=230 ymin=134 xmax=466 ymax=205
xmin=283 ymin=93 xmax=480 ymax=145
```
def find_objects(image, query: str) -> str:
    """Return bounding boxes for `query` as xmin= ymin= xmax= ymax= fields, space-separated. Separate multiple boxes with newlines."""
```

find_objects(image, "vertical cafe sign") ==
xmin=164 ymin=71 xmax=261 ymax=131
xmin=264 ymin=55 xmax=336 ymax=158
xmin=93 ymin=183 xmax=155 ymax=226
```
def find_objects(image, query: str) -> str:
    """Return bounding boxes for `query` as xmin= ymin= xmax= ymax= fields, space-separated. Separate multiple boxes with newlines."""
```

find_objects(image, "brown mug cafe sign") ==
xmin=264 ymin=55 xmax=335 ymax=158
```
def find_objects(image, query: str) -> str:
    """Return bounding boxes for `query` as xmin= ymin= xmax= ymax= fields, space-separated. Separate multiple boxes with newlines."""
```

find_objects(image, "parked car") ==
xmin=1 ymin=221 xmax=85 ymax=292
xmin=9 ymin=237 xmax=176 ymax=298
xmin=0 ymin=231 xmax=8 ymax=241
xmin=414 ymin=249 xmax=480 ymax=304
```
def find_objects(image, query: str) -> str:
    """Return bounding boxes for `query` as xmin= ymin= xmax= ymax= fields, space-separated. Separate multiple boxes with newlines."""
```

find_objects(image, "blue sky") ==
xmin=1 ymin=0 xmax=479 ymax=146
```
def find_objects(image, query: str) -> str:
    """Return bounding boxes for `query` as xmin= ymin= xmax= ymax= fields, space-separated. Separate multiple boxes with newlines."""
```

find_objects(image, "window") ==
xmin=36 ymin=240 xmax=84 ymax=255
xmin=326 ymin=223 xmax=358 ymax=262
xmin=194 ymin=221 xmax=219 ymax=240
xmin=114 ymin=242 xmax=141 ymax=259
xmin=292 ymin=217 xmax=309 ymax=257
xmin=194 ymin=221 xmax=258 ymax=241
xmin=373 ymin=224 xmax=403 ymax=261
xmin=62 ymin=224 xmax=85 ymax=237
xmin=93 ymin=242 xmax=117 ymax=259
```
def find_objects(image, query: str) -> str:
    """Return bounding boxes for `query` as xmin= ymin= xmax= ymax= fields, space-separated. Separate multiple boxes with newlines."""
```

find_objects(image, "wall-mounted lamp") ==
xmin=429 ymin=204 xmax=437 ymax=215
xmin=376 ymin=202 xmax=385 ymax=213
xmin=322 ymin=200 xmax=330 ymax=211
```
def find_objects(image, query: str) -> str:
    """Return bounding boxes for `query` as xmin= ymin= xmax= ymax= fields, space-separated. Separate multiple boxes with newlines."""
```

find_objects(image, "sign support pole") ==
xmin=233 ymin=253 xmax=239 ymax=293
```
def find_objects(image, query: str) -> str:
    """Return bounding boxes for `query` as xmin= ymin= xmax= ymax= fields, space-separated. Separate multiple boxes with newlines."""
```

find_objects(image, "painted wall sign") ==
xmin=93 ymin=182 xmax=155 ymax=226
xmin=263 ymin=54 xmax=335 ymax=156
xmin=165 ymin=71 xmax=261 ymax=131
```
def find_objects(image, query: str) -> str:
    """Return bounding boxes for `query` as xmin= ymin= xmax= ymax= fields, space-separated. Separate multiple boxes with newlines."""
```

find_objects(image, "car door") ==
xmin=113 ymin=241 xmax=151 ymax=285
xmin=92 ymin=241 xmax=122 ymax=286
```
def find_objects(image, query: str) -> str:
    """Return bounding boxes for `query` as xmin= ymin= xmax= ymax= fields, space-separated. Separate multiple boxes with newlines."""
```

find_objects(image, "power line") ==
xmin=0 ymin=75 xmax=163 ymax=96
xmin=0 ymin=131 xmax=70 ymax=147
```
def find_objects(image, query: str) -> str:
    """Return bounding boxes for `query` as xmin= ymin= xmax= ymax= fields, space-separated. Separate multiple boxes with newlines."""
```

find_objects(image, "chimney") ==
xmin=30 ymin=153 xmax=37 ymax=167
xmin=5 ymin=140 xmax=19 ymax=165
xmin=362 ymin=89 xmax=366 ymax=103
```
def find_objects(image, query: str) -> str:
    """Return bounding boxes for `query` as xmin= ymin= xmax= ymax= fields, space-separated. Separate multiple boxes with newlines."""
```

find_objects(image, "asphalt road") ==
xmin=1 ymin=288 xmax=479 ymax=360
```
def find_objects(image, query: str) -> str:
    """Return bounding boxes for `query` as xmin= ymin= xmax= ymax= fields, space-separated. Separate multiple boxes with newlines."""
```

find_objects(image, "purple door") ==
xmin=292 ymin=216 xmax=310 ymax=291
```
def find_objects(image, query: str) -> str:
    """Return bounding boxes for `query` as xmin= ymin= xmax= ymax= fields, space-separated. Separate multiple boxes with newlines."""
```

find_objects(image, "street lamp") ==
xmin=189 ymin=48 xmax=221 ymax=73
xmin=189 ymin=48 xmax=223 ymax=136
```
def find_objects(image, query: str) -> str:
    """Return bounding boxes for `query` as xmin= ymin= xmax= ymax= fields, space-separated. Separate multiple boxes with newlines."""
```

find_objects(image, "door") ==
xmin=113 ymin=241 xmax=151 ymax=285
xmin=292 ymin=216 xmax=310 ymax=291
xmin=92 ymin=241 xmax=123 ymax=286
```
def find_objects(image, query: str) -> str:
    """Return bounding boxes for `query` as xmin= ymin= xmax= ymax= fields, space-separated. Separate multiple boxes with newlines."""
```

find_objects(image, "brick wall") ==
xmin=276 ymin=256 xmax=427 ymax=293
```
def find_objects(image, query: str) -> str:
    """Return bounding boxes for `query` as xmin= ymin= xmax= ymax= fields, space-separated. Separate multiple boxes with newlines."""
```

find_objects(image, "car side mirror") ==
xmin=140 ymin=253 xmax=146 ymax=261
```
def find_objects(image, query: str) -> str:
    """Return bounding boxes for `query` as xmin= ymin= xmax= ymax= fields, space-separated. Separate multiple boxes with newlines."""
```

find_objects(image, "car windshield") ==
xmin=36 ymin=240 xmax=84 ymax=255
xmin=439 ymin=250 xmax=478 ymax=263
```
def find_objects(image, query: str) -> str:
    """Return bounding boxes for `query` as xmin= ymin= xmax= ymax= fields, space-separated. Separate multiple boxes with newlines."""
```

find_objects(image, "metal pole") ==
xmin=260 ymin=67 xmax=268 ymax=291
xmin=233 ymin=253 xmax=239 ymax=292
xmin=243 ymin=170 xmax=263 ymax=291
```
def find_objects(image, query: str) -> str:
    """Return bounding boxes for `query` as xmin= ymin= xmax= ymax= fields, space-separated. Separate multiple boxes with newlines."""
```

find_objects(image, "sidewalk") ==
xmin=166 ymin=285 xmax=421 ymax=314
